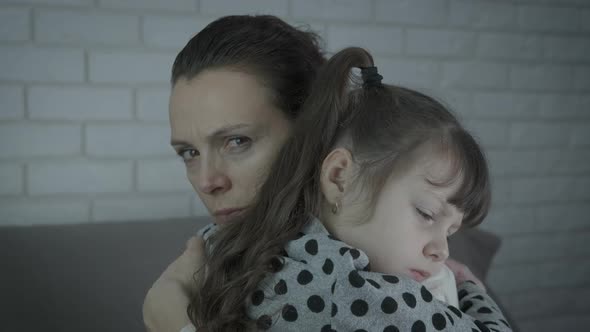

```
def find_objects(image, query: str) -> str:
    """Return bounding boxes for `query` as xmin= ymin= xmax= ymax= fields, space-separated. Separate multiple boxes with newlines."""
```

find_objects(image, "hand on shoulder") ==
xmin=143 ymin=236 xmax=206 ymax=332
xmin=445 ymin=258 xmax=487 ymax=292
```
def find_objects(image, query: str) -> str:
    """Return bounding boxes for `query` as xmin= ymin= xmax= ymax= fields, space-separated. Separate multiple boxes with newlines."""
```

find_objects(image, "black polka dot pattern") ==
xmin=448 ymin=305 xmax=463 ymax=318
xmin=411 ymin=320 xmax=426 ymax=332
xmin=474 ymin=320 xmax=491 ymax=332
xmin=499 ymin=319 xmax=511 ymax=327
xmin=235 ymin=219 xmax=512 ymax=331
xmin=403 ymin=292 xmax=417 ymax=308
xmin=462 ymin=300 xmax=474 ymax=312
xmin=282 ymin=304 xmax=298 ymax=322
xmin=420 ymin=286 xmax=433 ymax=302
xmin=305 ymin=239 xmax=318 ymax=255
xmin=256 ymin=315 xmax=272 ymax=330
xmin=477 ymin=307 xmax=493 ymax=314
xmin=381 ymin=296 xmax=398 ymax=314
xmin=445 ymin=312 xmax=455 ymax=325
xmin=322 ymin=258 xmax=334 ymax=275
xmin=297 ymin=270 xmax=313 ymax=285
xmin=367 ymin=278 xmax=381 ymax=289
xmin=432 ymin=313 xmax=447 ymax=330
xmin=274 ymin=279 xmax=288 ymax=295
xmin=270 ymin=257 xmax=284 ymax=272
xmin=382 ymin=275 xmax=399 ymax=284
xmin=321 ymin=325 xmax=336 ymax=332
xmin=350 ymin=299 xmax=369 ymax=317
xmin=307 ymin=295 xmax=325 ymax=313
xmin=348 ymin=270 xmax=365 ymax=288
xmin=458 ymin=288 xmax=468 ymax=300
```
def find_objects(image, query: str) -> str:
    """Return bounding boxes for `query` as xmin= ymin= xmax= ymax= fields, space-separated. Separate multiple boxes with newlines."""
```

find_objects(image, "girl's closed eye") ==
xmin=416 ymin=207 xmax=435 ymax=222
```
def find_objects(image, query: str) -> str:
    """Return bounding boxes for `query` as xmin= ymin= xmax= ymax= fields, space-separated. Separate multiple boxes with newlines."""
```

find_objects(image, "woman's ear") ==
xmin=320 ymin=148 xmax=355 ymax=204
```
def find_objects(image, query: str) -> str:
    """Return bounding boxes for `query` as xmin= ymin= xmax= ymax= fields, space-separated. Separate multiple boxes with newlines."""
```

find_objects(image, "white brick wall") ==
xmin=97 ymin=0 xmax=196 ymax=11
xmin=291 ymin=0 xmax=371 ymax=21
xmin=200 ymin=0 xmax=288 ymax=16
xmin=88 ymin=51 xmax=173 ymax=83
xmin=0 ymin=85 xmax=24 ymax=119
xmin=0 ymin=46 xmax=84 ymax=82
xmin=28 ymin=86 xmax=133 ymax=120
xmin=35 ymin=9 xmax=140 ymax=46
xmin=0 ymin=8 xmax=29 ymax=41
xmin=448 ymin=0 xmax=516 ymax=28
xmin=0 ymin=123 xmax=81 ymax=157
xmin=374 ymin=0 xmax=446 ymax=25
xmin=0 ymin=1 xmax=588 ymax=330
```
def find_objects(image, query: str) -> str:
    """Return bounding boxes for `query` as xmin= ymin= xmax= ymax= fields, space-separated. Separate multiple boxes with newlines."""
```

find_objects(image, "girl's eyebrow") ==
xmin=170 ymin=123 xmax=254 ymax=147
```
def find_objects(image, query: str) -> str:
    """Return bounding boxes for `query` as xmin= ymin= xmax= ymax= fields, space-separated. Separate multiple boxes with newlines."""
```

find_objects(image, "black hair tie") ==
xmin=361 ymin=66 xmax=383 ymax=88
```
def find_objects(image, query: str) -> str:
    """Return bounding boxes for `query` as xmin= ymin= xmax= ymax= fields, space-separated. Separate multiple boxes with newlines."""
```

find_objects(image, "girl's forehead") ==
xmin=404 ymin=151 xmax=464 ymax=193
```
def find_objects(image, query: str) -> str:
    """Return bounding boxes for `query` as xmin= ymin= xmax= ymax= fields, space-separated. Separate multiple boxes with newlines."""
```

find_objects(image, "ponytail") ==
xmin=190 ymin=47 xmax=379 ymax=330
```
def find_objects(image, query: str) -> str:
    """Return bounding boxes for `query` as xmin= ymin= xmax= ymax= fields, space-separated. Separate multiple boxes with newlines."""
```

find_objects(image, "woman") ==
xmin=144 ymin=14 xmax=325 ymax=332
xmin=143 ymin=15 xmax=486 ymax=332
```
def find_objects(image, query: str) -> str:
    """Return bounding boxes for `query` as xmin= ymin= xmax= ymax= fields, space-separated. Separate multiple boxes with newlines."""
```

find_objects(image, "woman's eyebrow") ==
xmin=205 ymin=123 xmax=254 ymax=140
xmin=170 ymin=123 xmax=254 ymax=146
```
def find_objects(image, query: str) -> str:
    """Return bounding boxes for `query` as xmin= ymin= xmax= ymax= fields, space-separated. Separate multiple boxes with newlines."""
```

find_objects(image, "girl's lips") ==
xmin=409 ymin=269 xmax=431 ymax=282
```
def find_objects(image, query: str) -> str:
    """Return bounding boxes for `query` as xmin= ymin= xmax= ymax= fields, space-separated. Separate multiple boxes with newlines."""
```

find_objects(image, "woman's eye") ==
xmin=226 ymin=137 xmax=252 ymax=149
xmin=178 ymin=149 xmax=198 ymax=161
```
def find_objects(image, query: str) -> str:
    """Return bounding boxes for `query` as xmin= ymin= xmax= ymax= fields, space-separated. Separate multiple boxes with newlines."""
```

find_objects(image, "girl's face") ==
xmin=169 ymin=69 xmax=292 ymax=224
xmin=330 ymin=151 xmax=463 ymax=282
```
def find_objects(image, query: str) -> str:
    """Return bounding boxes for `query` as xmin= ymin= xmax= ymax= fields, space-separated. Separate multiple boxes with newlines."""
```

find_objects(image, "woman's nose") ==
xmin=196 ymin=160 xmax=231 ymax=195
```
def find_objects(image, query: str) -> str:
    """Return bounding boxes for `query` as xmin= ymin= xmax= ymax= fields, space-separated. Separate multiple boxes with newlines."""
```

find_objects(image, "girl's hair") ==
xmin=190 ymin=47 xmax=491 ymax=330
xmin=171 ymin=15 xmax=326 ymax=120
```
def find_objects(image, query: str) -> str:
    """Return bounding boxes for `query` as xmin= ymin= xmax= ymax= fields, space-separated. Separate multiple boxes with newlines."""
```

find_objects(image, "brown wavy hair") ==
xmin=171 ymin=15 xmax=325 ymax=119
xmin=190 ymin=47 xmax=491 ymax=330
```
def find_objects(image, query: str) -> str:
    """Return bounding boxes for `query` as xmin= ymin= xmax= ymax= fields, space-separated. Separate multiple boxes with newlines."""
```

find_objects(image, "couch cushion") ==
xmin=449 ymin=227 xmax=501 ymax=281
xmin=1 ymin=217 xmax=209 ymax=332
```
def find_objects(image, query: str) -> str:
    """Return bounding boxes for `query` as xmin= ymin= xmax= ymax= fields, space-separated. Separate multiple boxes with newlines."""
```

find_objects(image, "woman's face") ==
xmin=169 ymin=69 xmax=293 ymax=224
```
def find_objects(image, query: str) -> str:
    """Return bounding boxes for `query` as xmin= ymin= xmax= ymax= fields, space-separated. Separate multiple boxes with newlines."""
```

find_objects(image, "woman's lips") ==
xmin=213 ymin=208 xmax=245 ymax=224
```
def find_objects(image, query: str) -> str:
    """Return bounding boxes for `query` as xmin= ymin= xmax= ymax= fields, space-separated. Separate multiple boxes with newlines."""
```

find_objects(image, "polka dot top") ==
xmin=198 ymin=218 xmax=512 ymax=332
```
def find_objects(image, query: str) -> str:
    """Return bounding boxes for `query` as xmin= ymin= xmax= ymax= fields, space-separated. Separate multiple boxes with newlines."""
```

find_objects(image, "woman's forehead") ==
xmin=169 ymin=70 xmax=286 ymax=139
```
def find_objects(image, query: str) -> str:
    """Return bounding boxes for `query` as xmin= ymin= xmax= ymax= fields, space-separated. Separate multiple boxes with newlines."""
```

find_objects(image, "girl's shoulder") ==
xmin=284 ymin=220 xmax=371 ymax=274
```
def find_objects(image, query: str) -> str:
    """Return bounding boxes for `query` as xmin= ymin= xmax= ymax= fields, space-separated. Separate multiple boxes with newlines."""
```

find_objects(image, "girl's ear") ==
xmin=320 ymin=148 xmax=355 ymax=204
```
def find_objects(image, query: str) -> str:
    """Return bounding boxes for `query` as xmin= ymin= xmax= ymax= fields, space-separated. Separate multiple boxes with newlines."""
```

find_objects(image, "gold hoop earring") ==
xmin=331 ymin=201 xmax=340 ymax=214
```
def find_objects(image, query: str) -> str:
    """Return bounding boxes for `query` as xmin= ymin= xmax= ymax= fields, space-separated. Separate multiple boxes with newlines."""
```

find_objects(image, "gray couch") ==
xmin=1 ymin=216 xmax=518 ymax=332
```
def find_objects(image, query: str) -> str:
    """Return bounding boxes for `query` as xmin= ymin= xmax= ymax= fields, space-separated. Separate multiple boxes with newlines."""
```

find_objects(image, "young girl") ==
xmin=191 ymin=47 xmax=512 ymax=331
